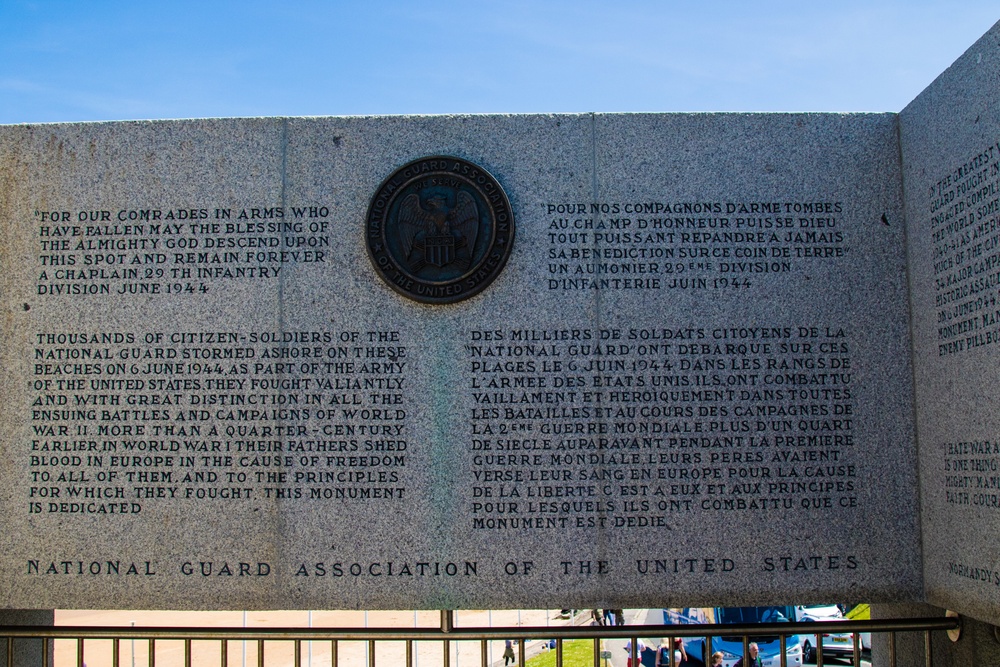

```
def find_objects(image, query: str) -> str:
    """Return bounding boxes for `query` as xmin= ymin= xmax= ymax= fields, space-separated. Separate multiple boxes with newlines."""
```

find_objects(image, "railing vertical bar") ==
xmin=256 ymin=639 xmax=264 ymax=667
xmin=816 ymin=635 xmax=823 ymax=667
xmin=852 ymin=630 xmax=860 ymax=666
xmin=442 ymin=610 xmax=452 ymax=667
xmin=518 ymin=637 xmax=525 ymax=667
xmin=480 ymin=639 xmax=487 ymax=667
xmin=406 ymin=640 xmax=413 ymax=667
xmin=703 ymin=634 xmax=713 ymax=667
xmin=77 ymin=637 xmax=85 ymax=667
xmin=221 ymin=639 xmax=228 ymax=667
xmin=924 ymin=629 xmax=932 ymax=667
xmin=556 ymin=638 xmax=563 ymax=667
xmin=367 ymin=639 xmax=375 ymax=667
xmin=889 ymin=631 xmax=897 ymax=667
xmin=42 ymin=633 xmax=49 ymax=667
xmin=330 ymin=640 xmax=338 ymax=667
xmin=113 ymin=638 xmax=120 ymax=667
xmin=184 ymin=638 xmax=192 ymax=667
xmin=779 ymin=634 xmax=786 ymax=667
xmin=629 ymin=635 xmax=637 ymax=667
xmin=5 ymin=636 xmax=11 ymax=667
xmin=148 ymin=638 xmax=155 ymax=667
xmin=294 ymin=640 xmax=302 ymax=667
xmin=742 ymin=635 xmax=749 ymax=667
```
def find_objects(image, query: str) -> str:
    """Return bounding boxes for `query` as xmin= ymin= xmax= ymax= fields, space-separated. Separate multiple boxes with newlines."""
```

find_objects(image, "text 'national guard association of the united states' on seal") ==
xmin=366 ymin=156 xmax=515 ymax=304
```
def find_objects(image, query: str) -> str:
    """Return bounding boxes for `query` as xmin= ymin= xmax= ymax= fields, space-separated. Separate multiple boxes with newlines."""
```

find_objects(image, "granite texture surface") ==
xmin=0 ymin=110 xmax=921 ymax=610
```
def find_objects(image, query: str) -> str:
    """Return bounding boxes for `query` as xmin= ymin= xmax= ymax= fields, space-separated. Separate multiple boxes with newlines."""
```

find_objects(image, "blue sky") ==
xmin=0 ymin=1 xmax=997 ymax=123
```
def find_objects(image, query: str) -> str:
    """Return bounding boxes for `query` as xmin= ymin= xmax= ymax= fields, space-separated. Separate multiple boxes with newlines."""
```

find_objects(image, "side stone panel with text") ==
xmin=902 ymin=20 xmax=1000 ymax=627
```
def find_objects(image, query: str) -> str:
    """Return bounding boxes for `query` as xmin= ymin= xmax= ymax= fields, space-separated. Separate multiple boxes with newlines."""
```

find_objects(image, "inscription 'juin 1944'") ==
xmin=366 ymin=156 xmax=515 ymax=304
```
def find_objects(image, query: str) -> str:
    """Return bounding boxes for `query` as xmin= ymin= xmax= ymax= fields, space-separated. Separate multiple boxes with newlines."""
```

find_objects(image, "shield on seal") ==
xmin=424 ymin=234 xmax=456 ymax=267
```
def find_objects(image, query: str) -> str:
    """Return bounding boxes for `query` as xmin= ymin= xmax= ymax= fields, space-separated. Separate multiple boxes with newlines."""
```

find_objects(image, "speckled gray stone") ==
xmin=902 ymin=20 xmax=1000 ymax=627
xmin=0 ymin=105 xmax=923 ymax=610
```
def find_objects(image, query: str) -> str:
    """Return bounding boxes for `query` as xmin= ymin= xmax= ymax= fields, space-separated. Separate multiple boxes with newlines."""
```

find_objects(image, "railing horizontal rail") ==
xmin=0 ymin=616 xmax=957 ymax=640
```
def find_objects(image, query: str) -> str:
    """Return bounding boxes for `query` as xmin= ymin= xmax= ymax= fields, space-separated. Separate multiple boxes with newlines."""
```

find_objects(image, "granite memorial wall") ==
xmin=0 ymin=20 xmax=996 ymax=622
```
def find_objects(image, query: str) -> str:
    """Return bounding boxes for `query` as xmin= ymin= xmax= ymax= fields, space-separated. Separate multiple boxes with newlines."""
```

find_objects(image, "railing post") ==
xmin=0 ymin=611 xmax=53 ymax=667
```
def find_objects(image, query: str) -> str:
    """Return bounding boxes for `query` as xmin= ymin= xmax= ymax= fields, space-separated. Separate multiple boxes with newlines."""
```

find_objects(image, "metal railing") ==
xmin=0 ymin=611 xmax=959 ymax=667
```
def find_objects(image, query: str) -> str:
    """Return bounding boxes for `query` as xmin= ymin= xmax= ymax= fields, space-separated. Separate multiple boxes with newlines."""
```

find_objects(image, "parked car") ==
xmin=663 ymin=607 xmax=803 ymax=667
xmin=844 ymin=604 xmax=871 ymax=652
xmin=793 ymin=605 xmax=855 ymax=663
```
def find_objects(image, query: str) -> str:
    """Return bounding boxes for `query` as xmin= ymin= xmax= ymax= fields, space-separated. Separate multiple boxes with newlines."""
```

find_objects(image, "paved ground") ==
xmin=803 ymin=657 xmax=870 ymax=667
xmin=54 ymin=608 xmax=587 ymax=667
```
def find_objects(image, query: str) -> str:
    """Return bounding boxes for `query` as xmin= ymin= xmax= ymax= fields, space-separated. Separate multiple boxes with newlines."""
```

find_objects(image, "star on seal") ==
xmin=366 ymin=156 xmax=515 ymax=304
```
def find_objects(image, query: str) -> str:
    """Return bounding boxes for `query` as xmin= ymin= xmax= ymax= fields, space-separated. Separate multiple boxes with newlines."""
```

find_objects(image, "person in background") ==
xmin=672 ymin=638 xmax=687 ymax=666
xmin=709 ymin=652 xmax=724 ymax=667
xmin=656 ymin=638 xmax=672 ymax=667
xmin=503 ymin=639 xmax=515 ymax=666
xmin=733 ymin=643 xmax=761 ymax=667
xmin=624 ymin=638 xmax=647 ymax=667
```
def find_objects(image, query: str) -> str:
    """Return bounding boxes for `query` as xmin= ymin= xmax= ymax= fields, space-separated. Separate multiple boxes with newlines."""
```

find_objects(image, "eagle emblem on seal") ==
xmin=397 ymin=188 xmax=479 ymax=271
xmin=366 ymin=156 xmax=515 ymax=304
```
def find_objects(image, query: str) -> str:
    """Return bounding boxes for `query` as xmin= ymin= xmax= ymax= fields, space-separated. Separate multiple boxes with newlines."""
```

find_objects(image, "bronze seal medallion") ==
xmin=366 ymin=156 xmax=515 ymax=304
